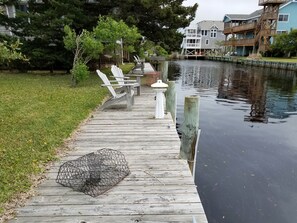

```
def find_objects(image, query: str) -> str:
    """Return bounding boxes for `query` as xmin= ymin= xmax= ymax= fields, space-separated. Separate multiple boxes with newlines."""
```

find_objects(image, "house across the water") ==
xmin=180 ymin=20 xmax=225 ymax=58
xmin=223 ymin=0 xmax=297 ymax=56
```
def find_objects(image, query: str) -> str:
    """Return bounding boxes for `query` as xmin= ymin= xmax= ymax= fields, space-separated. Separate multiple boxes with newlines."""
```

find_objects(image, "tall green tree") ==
xmin=93 ymin=16 xmax=142 ymax=64
xmin=63 ymin=25 xmax=104 ymax=86
xmin=0 ymin=0 xmax=197 ymax=69
xmin=114 ymin=0 xmax=198 ymax=51
xmin=63 ymin=17 xmax=141 ymax=86
xmin=77 ymin=0 xmax=198 ymax=52
xmin=0 ymin=0 xmax=89 ymax=70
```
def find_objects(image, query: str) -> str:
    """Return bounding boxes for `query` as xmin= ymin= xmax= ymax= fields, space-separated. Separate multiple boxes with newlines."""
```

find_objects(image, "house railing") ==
xmin=184 ymin=43 xmax=201 ymax=48
xmin=258 ymin=0 xmax=287 ymax=6
xmin=224 ymin=22 xmax=257 ymax=34
xmin=186 ymin=34 xmax=199 ymax=37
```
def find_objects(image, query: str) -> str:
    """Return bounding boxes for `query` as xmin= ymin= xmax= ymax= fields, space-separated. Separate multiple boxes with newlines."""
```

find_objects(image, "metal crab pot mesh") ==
xmin=56 ymin=148 xmax=130 ymax=197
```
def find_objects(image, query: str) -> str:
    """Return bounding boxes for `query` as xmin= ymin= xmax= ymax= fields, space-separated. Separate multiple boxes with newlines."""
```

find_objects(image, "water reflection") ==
xmin=169 ymin=61 xmax=297 ymax=123
xmin=169 ymin=60 xmax=297 ymax=223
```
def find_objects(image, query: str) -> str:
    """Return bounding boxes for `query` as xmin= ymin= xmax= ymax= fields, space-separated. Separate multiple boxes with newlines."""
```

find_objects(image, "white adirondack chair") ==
xmin=111 ymin=65 xmax=141 ymax=96
xmin=133 ymin=55 xmax=144 ymax=64
xmin=96 ymin=70 xmax=134 ymax=110
xmin=111 ymin=65 xmax=135 ymax=85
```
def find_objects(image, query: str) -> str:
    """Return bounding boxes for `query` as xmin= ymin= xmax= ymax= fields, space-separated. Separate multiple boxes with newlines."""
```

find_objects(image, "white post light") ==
xmin=151 ymin=80 xmax=168 ymax=119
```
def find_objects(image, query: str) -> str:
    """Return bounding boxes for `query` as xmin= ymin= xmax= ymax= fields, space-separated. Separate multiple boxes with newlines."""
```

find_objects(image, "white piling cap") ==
xmin=151 ymin=79 xmax=168 ymax=88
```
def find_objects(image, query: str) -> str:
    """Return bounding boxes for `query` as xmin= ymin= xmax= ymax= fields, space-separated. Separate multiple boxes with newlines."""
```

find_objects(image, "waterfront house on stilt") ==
xmin=223 ymin=0 xmax=297 ymax=56
xmin=181 ymin=20 xmax=225 ymax=59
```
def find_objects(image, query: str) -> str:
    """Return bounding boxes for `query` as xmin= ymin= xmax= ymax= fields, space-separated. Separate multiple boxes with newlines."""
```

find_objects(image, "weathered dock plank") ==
xmin=9 ymin=86 xmax=208 ymax=223
xmin=36 ymin=177 xmax=197 ymax=187
xmin=9 ymin=215 xmax=207 ymax=223
xmin=16 ymin=203 xmax=205 ymax=216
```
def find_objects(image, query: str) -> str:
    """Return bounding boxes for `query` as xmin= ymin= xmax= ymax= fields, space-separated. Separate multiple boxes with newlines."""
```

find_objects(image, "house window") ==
xmin=187 ymin=29 xmax=196 ymax=34
xmin=277 ymin=30 xmax=288 ymax=34
xmin=210 ymin=29 xmax=217 ymax=38
xmin=186 ymin=39 xmax=200 ymax=47
xmin=187 ymin=39 xmax=195 ymax=44
xmin=205 ymin=39 xmax=209 ymax=45
xmin=202 ymin=30 xmax=208 ymax=36
xmin=187 ymin=29 xmax=197 ymax=37
xmin=278 ymin=14 xmax=289 ymax=22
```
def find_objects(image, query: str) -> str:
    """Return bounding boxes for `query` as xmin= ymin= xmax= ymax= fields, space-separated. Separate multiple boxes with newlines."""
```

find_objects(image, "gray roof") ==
xmin=224 ymin=14 xmax=249 ymax=21
xmin=197 ymin=20 xmax=224 ymax=31
xmin=248 ymin=9 xmax=263 ymax=19
xmin=225 ymin=9 xmax=263 ymax=21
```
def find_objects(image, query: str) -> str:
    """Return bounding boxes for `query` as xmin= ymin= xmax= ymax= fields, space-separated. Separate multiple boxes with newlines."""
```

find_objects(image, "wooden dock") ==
xmin=10 ymin=87 xmax=208 ymax=223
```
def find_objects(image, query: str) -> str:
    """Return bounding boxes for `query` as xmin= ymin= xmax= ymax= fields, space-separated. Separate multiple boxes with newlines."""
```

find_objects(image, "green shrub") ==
xmin=71 ymin=62 xmax=90 ymax=85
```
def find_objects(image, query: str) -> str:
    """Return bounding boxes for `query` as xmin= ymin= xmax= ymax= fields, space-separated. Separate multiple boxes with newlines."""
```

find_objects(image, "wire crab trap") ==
xmin=56 ymin=148 xmax=130 ymax=197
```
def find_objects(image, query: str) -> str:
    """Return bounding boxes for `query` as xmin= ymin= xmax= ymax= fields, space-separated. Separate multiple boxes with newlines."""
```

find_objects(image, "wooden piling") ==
xmin=161 ymin=61 xmax=169 ymax=83
xmin=165 ymin=81 xmax=177 ymax=123
xmin=180 ymin=96 xmax=200 ymax=173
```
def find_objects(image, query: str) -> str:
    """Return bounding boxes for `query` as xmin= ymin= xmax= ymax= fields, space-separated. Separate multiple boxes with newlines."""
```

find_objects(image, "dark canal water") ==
xmin=168 ymin=60 xmax=297 ymax=223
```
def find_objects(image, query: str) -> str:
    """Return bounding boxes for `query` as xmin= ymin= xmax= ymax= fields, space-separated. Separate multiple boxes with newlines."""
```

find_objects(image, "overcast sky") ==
xmin=183 ymin=0 xmax=262 ymax=24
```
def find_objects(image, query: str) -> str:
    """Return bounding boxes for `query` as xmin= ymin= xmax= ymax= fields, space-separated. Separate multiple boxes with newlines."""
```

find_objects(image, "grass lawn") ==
xmin=0 ymin=64 xmax=134 ymax=214
xmin=226 ymin=56 xmax=297 ymax=63
xmin=261 ymin=57 xmax=297 ymax=63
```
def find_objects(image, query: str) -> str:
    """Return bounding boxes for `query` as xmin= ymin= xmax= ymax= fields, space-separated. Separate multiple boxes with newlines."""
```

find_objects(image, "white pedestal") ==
xmin=151 ymin=80 xmax=168 ymax=119
xmin=154 ymin=90 xmax=165 ymax=119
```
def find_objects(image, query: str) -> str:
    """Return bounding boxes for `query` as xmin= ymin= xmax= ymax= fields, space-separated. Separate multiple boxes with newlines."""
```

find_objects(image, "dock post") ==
xmin=165 ymin=81 xmax=177 ymax=123
xmin=180 ymin=96 xmax=200 ymax=173
xmin=160 ymin=61 xmax=169 ymax=83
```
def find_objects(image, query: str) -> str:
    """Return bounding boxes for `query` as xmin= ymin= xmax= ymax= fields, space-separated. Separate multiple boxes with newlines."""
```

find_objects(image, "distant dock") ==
xmin=183 ymin=55 xmax=206 ymax=60
xmin=206 ymin=56 xmax=297 ymax=71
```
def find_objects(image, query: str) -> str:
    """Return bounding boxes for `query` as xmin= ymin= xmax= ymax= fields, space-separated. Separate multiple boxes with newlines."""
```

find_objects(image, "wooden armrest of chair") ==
xmin=122 ymin=80 xmax=137 ymax=83
xmin=111 ymin=77 xmax=136 ymax=82
xmin=111 ymin=75 xmax=130 ymax=79
xmin=127 ymin=74 xmax=144 ymax=77
xmin=101 ymin=83 xmax=135 ymax=87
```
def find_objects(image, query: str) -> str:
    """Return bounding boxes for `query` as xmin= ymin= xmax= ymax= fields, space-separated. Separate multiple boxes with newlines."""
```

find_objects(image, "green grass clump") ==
xmin=0 ymin=68 xmax=117 ymax=214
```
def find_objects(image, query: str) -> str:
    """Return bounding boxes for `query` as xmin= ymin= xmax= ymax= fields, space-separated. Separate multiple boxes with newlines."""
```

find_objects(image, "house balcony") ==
xmin=185 ymin=34 xmax=200 ymax=38
xmin=224 ymin=23 xmax=257 ymax=35
xmin=184 ymin=43 xmax=201 ymax=48
xmin=224 ymin=38 xmax=255 ymax=47
xmin=258 ymin=0 xmax=288 ymax=6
